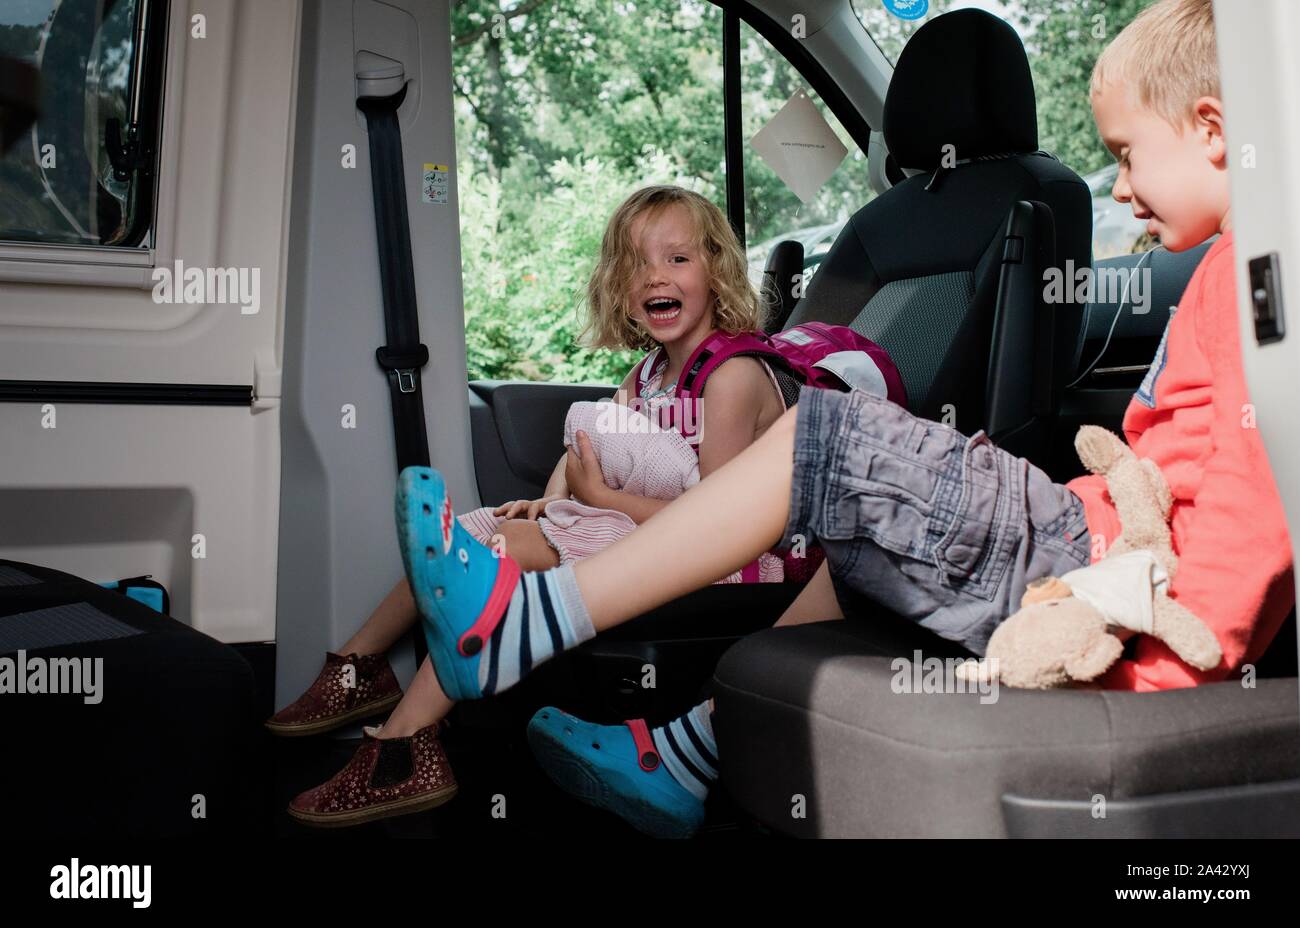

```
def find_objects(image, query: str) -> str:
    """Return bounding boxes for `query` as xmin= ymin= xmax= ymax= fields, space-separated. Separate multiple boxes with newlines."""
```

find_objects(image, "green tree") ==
xmin=448 ymin=0 xmax=1150 ymax=384
xmin=1016 ymin=0 xmax=1147 ymax=175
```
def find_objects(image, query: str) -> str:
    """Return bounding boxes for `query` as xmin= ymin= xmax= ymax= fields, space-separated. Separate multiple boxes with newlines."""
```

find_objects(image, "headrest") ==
xmin=883 ymin=9 xmax=1037 ymax=173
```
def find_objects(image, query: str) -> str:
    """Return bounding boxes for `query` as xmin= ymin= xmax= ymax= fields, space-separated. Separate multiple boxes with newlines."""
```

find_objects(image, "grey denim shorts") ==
xmin=781 ymin=386 xmax=1092 ymax=655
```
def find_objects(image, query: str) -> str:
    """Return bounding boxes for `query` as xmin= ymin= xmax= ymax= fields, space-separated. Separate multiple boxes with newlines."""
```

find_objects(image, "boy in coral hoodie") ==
xmin=394 ymin=0 xmax=1294 ymax=836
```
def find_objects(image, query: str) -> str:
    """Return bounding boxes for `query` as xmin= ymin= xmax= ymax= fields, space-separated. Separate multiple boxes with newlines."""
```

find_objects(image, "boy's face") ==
xmin=628 ymin=204 xmax=715 ymax=351
xmin=1091 ymin=81 xmax=1231 ymax=252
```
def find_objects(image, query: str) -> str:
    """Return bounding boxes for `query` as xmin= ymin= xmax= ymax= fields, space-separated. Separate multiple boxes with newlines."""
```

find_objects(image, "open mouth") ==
xmin=644 ymin=297 xmax=682 ymax=325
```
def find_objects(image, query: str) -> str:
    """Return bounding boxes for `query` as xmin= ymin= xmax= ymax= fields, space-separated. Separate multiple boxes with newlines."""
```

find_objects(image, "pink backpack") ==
xmin=636 ymin=323 xmax=907 ymax=445
xmin=633 ymin=324 xmax=906 ymax=584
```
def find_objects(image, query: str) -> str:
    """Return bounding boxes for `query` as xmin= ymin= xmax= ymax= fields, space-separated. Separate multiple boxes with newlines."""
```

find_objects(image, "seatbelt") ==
xmin=359 ymin=86 xmax=431 ymax=666
xmin=358 ymin=87 xmax=431 ymax=472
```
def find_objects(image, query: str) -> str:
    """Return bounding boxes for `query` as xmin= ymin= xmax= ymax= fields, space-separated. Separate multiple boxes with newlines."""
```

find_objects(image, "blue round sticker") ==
xmin=882 ymin=0 xmax=929 ymax=20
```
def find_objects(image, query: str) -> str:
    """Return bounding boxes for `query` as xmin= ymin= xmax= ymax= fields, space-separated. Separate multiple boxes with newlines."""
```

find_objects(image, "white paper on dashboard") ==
xmin=748 ymin=90 xmax=849 ymax=204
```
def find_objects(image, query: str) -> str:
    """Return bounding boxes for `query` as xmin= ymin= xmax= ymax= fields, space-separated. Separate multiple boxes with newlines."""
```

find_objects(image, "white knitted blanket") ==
xmin=562 ymin=399 xmax=700 ymax=499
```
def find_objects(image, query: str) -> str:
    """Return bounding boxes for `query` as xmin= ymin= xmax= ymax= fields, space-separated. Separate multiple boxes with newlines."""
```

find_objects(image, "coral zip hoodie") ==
xmin=1065 ymin=232 xmax=1295 ymax=691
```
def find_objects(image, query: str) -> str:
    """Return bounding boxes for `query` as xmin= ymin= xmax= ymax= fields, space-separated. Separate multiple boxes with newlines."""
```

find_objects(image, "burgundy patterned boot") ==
xmin=265 ymin=652 xmax=402 ymax=737
xmin=287 ymin=723 xmax=458 ymax=827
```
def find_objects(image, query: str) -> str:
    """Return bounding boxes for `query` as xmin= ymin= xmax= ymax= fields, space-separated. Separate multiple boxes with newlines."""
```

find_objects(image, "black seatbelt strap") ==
xmin=359 ymin=87 xmax=431 ymax=666
xmin=359 ymin=88 xmax=431 ymax=472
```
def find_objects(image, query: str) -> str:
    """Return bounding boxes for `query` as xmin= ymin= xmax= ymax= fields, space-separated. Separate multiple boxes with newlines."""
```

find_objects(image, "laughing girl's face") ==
xmin=627 ymin=204 xmax=716 ymax=352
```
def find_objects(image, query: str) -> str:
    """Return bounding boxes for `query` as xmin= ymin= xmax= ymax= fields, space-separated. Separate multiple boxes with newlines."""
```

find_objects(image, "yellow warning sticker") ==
xmin=422 ymin=164 xmax=449 ymax=204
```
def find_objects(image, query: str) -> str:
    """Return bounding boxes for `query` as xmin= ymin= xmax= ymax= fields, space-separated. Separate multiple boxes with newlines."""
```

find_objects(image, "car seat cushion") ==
xmin=712 ymin=621 xmax=1300 ymax=837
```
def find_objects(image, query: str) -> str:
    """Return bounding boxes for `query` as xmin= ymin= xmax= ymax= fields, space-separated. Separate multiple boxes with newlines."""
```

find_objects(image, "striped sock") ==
xmin=651 ymin=701 xmax=719 ymax=801
xmin=478 ymin=563 xmax=595 ymax=694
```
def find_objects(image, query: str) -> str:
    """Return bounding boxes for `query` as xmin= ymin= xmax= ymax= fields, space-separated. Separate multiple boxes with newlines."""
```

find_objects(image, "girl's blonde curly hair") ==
xmin=579 ymin=185 xmax=764 ymax=353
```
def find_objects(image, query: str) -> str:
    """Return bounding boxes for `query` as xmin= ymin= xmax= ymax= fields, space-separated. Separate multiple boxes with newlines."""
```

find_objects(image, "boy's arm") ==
xmin=1110 ymin=252 xmax=1294 ymax=690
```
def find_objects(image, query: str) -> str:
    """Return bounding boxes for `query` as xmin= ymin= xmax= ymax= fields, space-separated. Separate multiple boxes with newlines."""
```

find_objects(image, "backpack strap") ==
xmin=675 ymin=331 xmax=784 ymax=399
xmin=671 ymin=331 xmax=790 ymax=446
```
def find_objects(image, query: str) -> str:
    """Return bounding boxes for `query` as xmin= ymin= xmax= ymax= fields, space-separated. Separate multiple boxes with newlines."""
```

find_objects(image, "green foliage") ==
xmin=852 ymin=0 xmax=955 ymax=63
xmin=460 ymin=147 xmax=700 ymax=384
xmin=453 ymin=0 xmax=1153 ymax=383
xmin=454 ymin=0 xmax=729 ymax=384
xmin=1016 ymin=0 xmax=1148 ymax=176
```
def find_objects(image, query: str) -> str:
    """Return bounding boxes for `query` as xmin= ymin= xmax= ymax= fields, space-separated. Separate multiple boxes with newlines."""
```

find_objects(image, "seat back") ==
xmin=785 ymin=9 xmax=1092 ymax=437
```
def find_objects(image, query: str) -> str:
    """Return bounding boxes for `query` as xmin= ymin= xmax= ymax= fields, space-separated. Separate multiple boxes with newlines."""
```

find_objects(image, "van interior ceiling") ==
xmin=0 ymin=0 xmax=1298 ymax=870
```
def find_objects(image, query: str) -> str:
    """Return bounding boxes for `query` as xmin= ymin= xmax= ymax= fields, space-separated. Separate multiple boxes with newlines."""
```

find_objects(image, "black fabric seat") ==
xmin=787 ymin=8 xmax=1091 ymax=434
xmin=0 ymin=559 xmax=259 ymax=836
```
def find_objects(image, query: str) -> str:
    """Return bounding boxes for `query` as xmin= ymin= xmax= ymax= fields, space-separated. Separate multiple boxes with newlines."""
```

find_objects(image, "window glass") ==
xmin=0 ymin=0 xmax=158 ymax=248
xmin=452 ymin=0 xmax=725 ymax=384
xmin=740 ymin=19 xmax=869 ymax=291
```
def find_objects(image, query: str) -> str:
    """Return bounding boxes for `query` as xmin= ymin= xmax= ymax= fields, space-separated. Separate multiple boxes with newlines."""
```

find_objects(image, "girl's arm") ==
xmin=694 ymin=356 xmax=768 ymax=480
xmin=542 ymin=453 xmax=568 ymax=498
xmin=585 ymin=485 xmax=675 ymax=525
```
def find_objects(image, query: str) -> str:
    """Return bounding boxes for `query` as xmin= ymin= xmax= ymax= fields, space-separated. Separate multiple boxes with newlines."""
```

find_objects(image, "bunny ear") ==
xmin=1063 ymin=634 xmax=1125 ymax=682
xmin=1074 ymin=425 xmax=1128 ymax=475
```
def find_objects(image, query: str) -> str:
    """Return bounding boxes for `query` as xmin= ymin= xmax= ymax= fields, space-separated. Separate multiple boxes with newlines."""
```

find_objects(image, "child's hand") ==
xmin=564 ymin=430 xmax=609 ymax=507
xmin=493 ymin=494 xmax=565 ymax=521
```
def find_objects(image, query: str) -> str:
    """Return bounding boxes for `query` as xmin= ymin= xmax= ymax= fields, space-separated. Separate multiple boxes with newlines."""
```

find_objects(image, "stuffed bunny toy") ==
xmin=955 ymin=425 xmax=1222 ymax=689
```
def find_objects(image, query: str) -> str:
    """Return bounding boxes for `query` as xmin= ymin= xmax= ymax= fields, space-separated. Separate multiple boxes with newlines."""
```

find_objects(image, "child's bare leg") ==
xmin=578 ymin=404 xmax=798 ymax=632
xmin=773 ymin=560 xmax=845 ymax=627
xmin=341 ymin=519 xmax=558 ymax=655
xmin=340 ymin=577 xmax=420 ymax=656
xmin=375 ymin=563 xmax=830 ymax=757
xmin=375 ymin=656 xmax=455 ymax=737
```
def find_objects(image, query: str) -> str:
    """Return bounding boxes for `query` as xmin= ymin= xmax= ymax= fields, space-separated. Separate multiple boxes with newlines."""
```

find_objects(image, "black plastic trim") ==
xmin=718 ymin=1 xmax=875 ymax=154
xmin=119 ymin=0 xmax=171 ymax=248
xmin=0 ymin=380 xmax=252 ymax=405
xmin=713 ymin=1 xmax=875 ymax=271
xmin=230 ymin=641 xmax=276 ymax=727
xmin=722 ymin=8 xmax=745 ymax=247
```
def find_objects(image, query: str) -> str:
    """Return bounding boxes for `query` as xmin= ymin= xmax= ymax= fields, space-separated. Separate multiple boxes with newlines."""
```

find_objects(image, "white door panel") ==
xmin=0 ymin=403 xmax=280 ymax=642
xmin=0 ymin=0 xmax=296 ymax=389
xmin=0 ymin=0 xmax=299 ymax=643
xmin=1216 ymin=0 xmax=1300 ymax=681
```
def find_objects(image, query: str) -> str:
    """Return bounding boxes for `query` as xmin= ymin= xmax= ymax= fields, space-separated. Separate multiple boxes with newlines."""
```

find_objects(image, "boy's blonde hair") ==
xmin=581 ymin=185 xmax=763 ymax=353
xmin=1091 ymin=0 xmax=1219 ymax=130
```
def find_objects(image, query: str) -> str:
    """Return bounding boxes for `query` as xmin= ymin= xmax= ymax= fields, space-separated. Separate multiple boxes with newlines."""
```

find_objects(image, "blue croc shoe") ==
xmin=396 ymin=466 xmax=519 ymax=701
xmin=527 ymin=707 xmax=706 ymax=839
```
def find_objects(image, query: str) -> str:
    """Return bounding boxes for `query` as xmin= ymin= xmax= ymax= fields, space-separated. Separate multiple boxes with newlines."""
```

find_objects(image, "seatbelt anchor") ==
xmin=376 ymin=344 xmax=430 ymax=395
